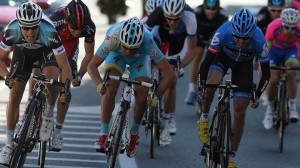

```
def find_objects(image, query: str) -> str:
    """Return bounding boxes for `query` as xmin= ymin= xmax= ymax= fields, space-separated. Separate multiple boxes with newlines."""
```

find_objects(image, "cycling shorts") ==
xmin=269 ymin=45 xmax=299 ymax=66
xmin=10 ymin=46 xmax=58 ymax=85
xmin=104 ymin=51 xmax=151 ymax=79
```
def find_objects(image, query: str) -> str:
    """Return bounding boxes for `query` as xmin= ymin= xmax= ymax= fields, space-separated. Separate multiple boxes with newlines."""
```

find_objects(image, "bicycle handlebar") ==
xmin=30 ymin=73 xmax=65 ymax=87
xmin=270 ymin=66 xmax=300 ymax=71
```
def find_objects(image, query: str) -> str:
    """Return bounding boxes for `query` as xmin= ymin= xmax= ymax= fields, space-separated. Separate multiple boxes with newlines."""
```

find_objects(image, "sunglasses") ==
xmin=270 ymin=9 xmax=282 ymax=13
xmin=282 ymin=24 xmax=296 ymax=30
xmin=205 ymin=6 xmax=218 ymax=10
xmin=21 ymin=25 xmax=39 ymax=31
xmin=233 ymin=34 xmax=251 ymax=40
xmin=121 ymin=44 xmax=138 ymax=51
xmin=166 ymin=17 xmax=181 ymax=21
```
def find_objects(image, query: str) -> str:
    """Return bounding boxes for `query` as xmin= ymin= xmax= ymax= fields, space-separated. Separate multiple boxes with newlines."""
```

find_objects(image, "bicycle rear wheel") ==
xmin=10 ymin=100 xmax=38 ymax=168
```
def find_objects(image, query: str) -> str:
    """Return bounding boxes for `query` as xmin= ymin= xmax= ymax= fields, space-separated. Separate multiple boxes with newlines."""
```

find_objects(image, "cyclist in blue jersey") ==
xmin=87 ymin=17 xmax=174 ymax=158
xmin=197 ymin=8 xmax=270 ymax=168
xmin=0 ymin=3 xmax=71 ymax=165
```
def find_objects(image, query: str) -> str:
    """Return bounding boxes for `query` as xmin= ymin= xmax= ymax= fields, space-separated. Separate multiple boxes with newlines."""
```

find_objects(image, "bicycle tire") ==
xmin=38 ymin=141 xmax=47 ymax=167
xmin=224 ymin=112 xmax=232 ymax=167
xmin=205 ymin=107 xmax=219 ymax=168
xmin=10 ymin=99 xmax=38 ymax=168
xmin=149 ymin=106 xmax=155 ymax=158
xmin=277 ymin=83 xmax=287 ymax=153
xmin=108 ymin=101 xmax=129 ymax=168
xmin=217 ymin=111 xmax=226 ymax=168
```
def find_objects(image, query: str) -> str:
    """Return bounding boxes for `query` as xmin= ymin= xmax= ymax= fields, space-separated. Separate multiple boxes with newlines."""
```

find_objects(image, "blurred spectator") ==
xmin=96 ymin=0 xmax=127 ymax=24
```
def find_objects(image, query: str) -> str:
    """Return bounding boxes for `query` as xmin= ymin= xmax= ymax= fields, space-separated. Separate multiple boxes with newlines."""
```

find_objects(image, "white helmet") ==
xmin=281 ymin=8 xmax=300 ymax=24
xmin=163 ymin=0 xmax=186 ymax=18
xmin=120 ymin=17 xmax=144 ymax=49
xmin=145 ymin=0 xmax=164 ymax=15
xmin=16 ymin=2 xmax=42 ymax=25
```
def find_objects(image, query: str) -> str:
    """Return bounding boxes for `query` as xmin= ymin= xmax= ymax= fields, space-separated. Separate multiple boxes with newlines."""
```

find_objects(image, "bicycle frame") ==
xmin=270 ymin=66 xmax=300 ymax=153
xmin=103 ymin=69 xmax=152 ymax=168
xmin=9 ymin=73 xmax=66 ymax=168
xmin=201 ymin=80 xmax=238 ymax=168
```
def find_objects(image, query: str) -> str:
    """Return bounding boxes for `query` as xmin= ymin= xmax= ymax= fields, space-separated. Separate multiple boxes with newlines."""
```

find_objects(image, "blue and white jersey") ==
xmin=208 ymin=21 xmax=269 ymax=63
xmin=0 ymin=15 xmax=65 ymax=56
xmin=95 ymin=21 xmax=164 ymax=63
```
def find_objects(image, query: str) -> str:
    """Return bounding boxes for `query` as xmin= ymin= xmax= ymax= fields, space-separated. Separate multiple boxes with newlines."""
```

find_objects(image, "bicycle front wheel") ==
xmin=38 ymin=141 xmax=47 ymax=167
xmin=10 ymin=99 xmax=38 ymax=168
xmin=278 ymin=120 xmax=285 ymax=153
xmin=108 ymin=102 xmax=129 ymax=168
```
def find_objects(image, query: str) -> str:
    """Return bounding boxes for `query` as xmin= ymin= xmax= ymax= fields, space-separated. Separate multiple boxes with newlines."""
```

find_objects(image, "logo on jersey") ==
xmin=102 ymin=46 xmax=110 ymax=54
xmin=73 ymin=48 xmax=79 ymax=62
xmin=148 ymin=38 xmax=153 ymax=44
xmin=261 ymin=43 xmax=269 ymax=58
xmin=149 ymin=50 xmax=159 ymax=59
xmin=105 ymin=36 xmax=111 ymax=41
xmin=52 ymin=19 xmax=64 ymax=27
xmin=47 ymin=37 xmax=59 ymax=44
xmin=114 ymin=56 xmax=120 ymax=64
xmin=85 ymin=25 xmax=95 ymax=35
xmin=46 ymin=52 xmax=54 ymax=60
xmin=137 ymin=63 xmax=143 ymax=72
xmin=211 ymin=32 xmax=220 ymax=46
xmin=5 ymin=35 xmax=15 ymax=41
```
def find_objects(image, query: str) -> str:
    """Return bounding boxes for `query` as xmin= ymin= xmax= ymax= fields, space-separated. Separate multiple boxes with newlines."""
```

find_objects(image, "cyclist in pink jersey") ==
xmin=263 ymin=8 xmax=300 ymax=129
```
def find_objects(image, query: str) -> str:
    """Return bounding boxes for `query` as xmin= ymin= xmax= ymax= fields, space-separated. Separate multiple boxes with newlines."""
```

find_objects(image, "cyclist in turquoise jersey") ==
xmin=0 ymin=2 xmax=71 ymax=165
xmin=262 ymin=8 xmax=300 ymax=129
xmin=88 ymin=17 xmax=174 ymax=158
xmin=198 ymin=8 xmax=270 ymax=168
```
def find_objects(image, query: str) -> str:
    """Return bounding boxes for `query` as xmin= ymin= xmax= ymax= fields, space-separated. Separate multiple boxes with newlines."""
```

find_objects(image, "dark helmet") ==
xmin=204 ymin=0 xmax=220 ymax=8
xmin=65 ymin=0 xmax=91 ymax=29
xmin=268 ymin=0 xmax=285 ymax=7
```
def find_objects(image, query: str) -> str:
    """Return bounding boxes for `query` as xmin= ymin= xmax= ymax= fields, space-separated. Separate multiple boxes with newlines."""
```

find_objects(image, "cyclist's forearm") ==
xmin=199 ymin=50 xmax=215 ymax=85
xmin=256 ymin=61 xmax=270 ymax=98
xmin=0 ymin=61 xmax=9 ymax=78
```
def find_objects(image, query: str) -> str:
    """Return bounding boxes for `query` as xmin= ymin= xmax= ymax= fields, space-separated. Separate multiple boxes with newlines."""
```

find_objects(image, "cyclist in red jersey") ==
xmin=31 ymin=0 xmax=96 ymax=152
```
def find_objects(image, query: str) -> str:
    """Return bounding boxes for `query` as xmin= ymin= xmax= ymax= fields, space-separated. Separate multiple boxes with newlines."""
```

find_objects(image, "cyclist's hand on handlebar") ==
xmin=147 ymin=94 xmax=157 ymax=107
xmin=97 ymin=83 xmax=107 ymax=95
xmin=72 ymin=73 xmax=81 ymax=87
xmin=5 ymin=77 xmax=16 ymax=89
xmin=173 ymin=66 xmax=184 ymax=78
xmin=250 ymin=98 xmax=259 ymax=109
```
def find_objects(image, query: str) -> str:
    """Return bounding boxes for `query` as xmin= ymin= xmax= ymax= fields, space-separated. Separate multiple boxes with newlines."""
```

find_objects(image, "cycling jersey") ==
xmin=265 ymin=18 xmax=300 ymax=49
xmin=145 ymin=6 xmax=197 ymax=56
xmin=194 ymin=5 xmax=228 ymax=47
xmin=200 ymin=21 xmax=270 ymax=99
xmin=257 ymin=7 xmax=273 ymax=35
xmin=95 ymin=21 xmax=164 ymax=79
xmin=0 ymin=15 xmax=65 ymax=55
xmin=209 ymin=22 xmax=269 ymax=63
xmin=49 ymin=7 xmax=96 ymax=56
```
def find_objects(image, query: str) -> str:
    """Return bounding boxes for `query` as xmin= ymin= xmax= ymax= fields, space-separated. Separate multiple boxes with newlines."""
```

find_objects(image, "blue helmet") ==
xmin=231 ymin=8 xmax=256 ymax=37
xmin=204 ymin=0 xmax=220 ymax=8
xmin=268 ymin=0 xmax=285 ymax=7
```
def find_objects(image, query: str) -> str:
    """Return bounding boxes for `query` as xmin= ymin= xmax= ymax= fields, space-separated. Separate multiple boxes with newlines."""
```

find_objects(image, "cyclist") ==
xmin=184 ymin=0 xmax=228 ymax=105
xmin=87 ymin=17 xmax=174 ymax=158
xmin=262 ymin=8 xmax=300 ymax=129
xmin=0 ymin=2 xmax=71 ymax=165
xmin=141 ymin=0 xmax=164 ymax=23
xmin=42 ymin=0 xmax=95 ymax=152
xmin=198 ymin=8 xmax=270 ymax=168
xmin=145 ymin=0 xmax=197 ymax=145
xmin=257 ymin=0 xmax=286 ymax=35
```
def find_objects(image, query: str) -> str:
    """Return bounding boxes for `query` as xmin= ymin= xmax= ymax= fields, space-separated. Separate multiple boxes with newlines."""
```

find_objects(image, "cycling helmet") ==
xmin=231 ymin=8 xmax=257 ymax=37
xmin=145 ymin=0 xmax=164 ymax=14
xmin=120 ymin=17 xmax=144 ymax=49
xmin=163 ymin=0 xmax=186 ymax=18
xmin=281 ymin=8 xmax=300 ymax=24
xmin=268 ymin=0 xmax=285 ymax=6
xmin=65 ymin=0 xmax=91 ymax=29
xmin=16 ymin=2 xmax=42 ymax=25
xmin=204 ymin=0 xmax=220 ymax=8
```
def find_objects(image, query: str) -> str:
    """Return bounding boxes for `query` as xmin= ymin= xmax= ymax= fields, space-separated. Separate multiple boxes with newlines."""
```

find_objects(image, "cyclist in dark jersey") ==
xmin=184 ymin=0 xmax=228 ymax=106
xmin=145 ymin=0 xmax=197 ymax=145
xmin=257 ymin=0 xmax=285 ymax=35
xmin=0 ymin=2 xmax=71 ymax=165
xmin=46 ymin=0 xmax=96 ymax=152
